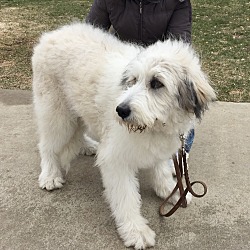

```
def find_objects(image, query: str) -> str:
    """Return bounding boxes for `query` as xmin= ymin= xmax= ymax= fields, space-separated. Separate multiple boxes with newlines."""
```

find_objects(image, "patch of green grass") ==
xmin=192 ymin=0 xmax=250 ymax=102
xmin=0 ymin=0 xmax=249 ymax=101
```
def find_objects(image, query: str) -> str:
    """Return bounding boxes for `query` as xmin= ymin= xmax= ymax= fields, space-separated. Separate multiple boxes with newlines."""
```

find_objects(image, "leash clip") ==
xmin=179 ymin=133 xmax=185 ymax=151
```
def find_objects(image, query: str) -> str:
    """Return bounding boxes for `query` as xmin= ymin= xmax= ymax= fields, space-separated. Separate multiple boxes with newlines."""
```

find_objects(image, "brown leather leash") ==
xmin=159 ymin=135 xmax=208 ymax=217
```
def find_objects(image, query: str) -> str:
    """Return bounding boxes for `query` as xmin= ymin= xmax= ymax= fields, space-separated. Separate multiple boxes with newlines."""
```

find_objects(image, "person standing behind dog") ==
xmin=86 ymin=0 xmax=194 ymax=153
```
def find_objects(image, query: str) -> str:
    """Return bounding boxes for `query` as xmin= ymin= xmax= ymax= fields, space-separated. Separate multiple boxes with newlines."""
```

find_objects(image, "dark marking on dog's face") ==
xmin=121 ymin=74 xmax=129 ymax=86
xmin=177 ymin=79 xmax=204 ymax=119
xmin=121 ymin=71 xmax=137 ymax=89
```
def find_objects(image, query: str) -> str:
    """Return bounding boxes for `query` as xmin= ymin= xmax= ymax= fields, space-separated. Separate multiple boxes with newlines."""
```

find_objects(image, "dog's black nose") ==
xmin=116 ymin=104 xmax=131 ymax=119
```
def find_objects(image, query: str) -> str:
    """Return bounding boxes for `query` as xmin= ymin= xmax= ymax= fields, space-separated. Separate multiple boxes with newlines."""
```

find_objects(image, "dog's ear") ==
xmin=177 ymin=79 xmax=202 ymax=119
xmin=178 ymin=70 xmax=216 ymax=119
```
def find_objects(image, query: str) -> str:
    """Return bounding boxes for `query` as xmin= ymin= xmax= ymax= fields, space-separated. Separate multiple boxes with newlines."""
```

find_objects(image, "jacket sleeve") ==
xmin=85 ymin=0 xmax=111 ymax=30
xmin=166 ymin=0 xmax=192 ymax=43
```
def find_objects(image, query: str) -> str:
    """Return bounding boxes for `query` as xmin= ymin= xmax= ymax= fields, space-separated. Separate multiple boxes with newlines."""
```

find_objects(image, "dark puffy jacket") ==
xmin=86 ymin=0 xmax=192 ymax=46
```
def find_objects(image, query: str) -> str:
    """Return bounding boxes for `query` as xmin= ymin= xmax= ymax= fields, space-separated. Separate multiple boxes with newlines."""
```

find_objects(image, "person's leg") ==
xmin=185 ymin=128 xmax=195 ymax=153
xmin=169 ymin=128 xmax=195 ymax=175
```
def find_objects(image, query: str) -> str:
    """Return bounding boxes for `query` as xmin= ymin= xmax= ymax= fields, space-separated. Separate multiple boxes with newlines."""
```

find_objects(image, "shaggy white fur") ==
xmin=32 ymin=22 xmax=216 ymax=249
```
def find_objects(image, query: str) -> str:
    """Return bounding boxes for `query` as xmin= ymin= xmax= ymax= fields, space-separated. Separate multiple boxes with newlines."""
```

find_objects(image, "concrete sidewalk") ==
xmin=0 ymin=89 xmax=250 ymax=250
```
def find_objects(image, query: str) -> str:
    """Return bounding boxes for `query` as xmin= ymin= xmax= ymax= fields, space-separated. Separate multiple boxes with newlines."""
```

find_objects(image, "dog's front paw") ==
xmin=155 ymin=183 xmax=192 ymax=206
xmin=185 ymin=191 xmax=192 ymax=204
xmin=118 ymin=222 xmax=156 ymax=249
xmin=39 ymin=174 xmax=65 ymax=191
xmin=169 ymin=191 xmax=192 ymax=205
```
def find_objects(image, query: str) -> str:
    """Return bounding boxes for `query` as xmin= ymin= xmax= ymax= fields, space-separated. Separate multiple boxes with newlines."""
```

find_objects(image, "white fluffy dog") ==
xmin=32 ymin=23 xmax=216 ymax=249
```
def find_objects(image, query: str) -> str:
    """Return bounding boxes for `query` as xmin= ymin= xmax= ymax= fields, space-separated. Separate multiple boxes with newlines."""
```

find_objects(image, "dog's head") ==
xmin=116 ymin=40 xmax=216 ymax=132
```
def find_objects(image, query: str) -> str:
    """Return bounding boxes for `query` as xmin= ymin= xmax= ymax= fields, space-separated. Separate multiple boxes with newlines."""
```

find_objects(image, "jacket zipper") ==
xmin=139 ymin=0 xmax=143 ymax=42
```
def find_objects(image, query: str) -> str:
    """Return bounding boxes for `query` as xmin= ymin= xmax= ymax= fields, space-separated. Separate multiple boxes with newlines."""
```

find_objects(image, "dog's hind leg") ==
xmin=34 ymin=87 xmax=79 ymax=190
xmin=80 ymin=134 xmax=99 ymax=156
xmin=59 ymin=118 xmax=85 ymax=175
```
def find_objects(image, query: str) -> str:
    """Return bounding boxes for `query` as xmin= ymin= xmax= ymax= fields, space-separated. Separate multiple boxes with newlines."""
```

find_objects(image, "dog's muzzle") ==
xmin=116 ymin=103 xmax=147 ymax=133
xmin=116 ymin=104 xmax=131 ymax=119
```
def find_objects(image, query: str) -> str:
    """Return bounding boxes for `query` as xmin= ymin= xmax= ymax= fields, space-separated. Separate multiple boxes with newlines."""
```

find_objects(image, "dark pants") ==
xmin=185 ymin=129 xmax=194 ymax=153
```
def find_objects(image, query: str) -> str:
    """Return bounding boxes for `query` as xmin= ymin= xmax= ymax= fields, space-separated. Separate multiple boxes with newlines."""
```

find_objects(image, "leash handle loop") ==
xmin=159 ymin=144 xmax=207 ymax=217
xmin=182 ymin=151 xmax=207 ymax=198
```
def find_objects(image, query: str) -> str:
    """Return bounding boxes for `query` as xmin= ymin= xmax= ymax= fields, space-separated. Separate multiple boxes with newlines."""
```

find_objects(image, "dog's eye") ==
xmin=126 ymin=77 xmax=137 ymax=87
xmin=129 ymin=77 xmax=137 ymax=85
xmin=150 ymin=79 xmax=164 ymax=89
